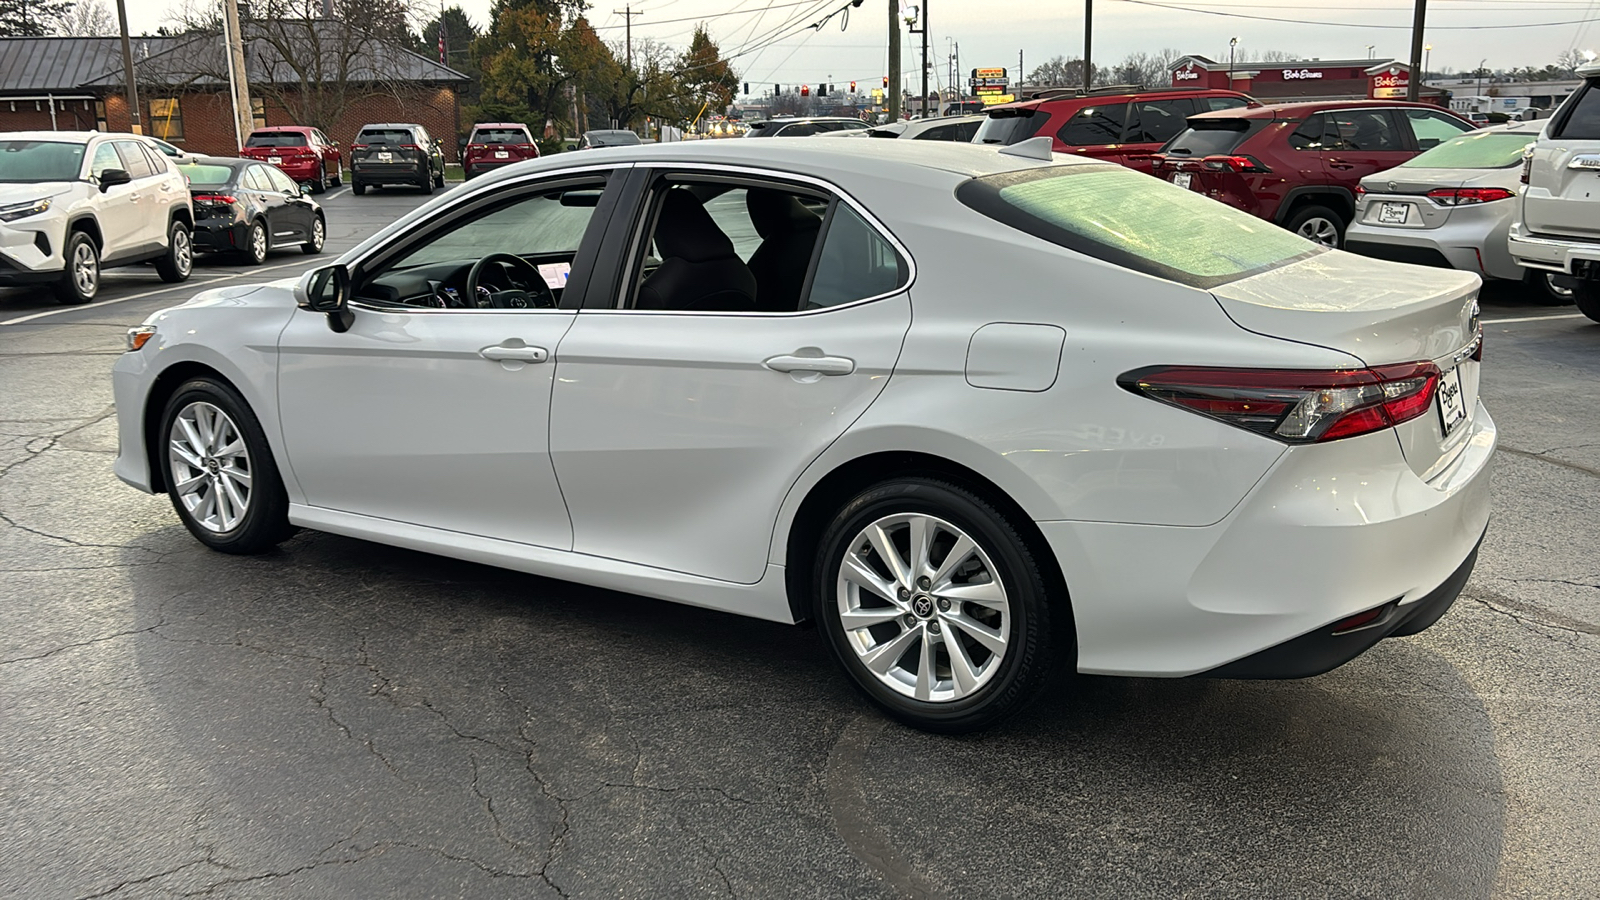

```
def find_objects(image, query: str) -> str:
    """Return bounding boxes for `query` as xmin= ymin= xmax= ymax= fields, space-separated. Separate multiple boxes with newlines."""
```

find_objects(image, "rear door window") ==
xmin=113 ymin=141 xmax=155 ymax=178
xmin=1401 ymin=109 xmax=1474 ymax=149
xmin=1288 ymin=115 xmax=1330 ymax=150
xmin=1325 ymin=109 xmax=1404 ymax=151
xmin=1553 ymin=80 xmax=1600 ymax=139
xmin=1059 ymin=103 xmax=1129 ymax=146
xmin=1124 ymin=98 xmax=1196 ymax=144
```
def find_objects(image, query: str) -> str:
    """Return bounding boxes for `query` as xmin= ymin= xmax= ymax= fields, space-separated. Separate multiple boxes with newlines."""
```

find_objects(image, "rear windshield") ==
xmin=358 ymin=129 xmax=415 ymax=143
xmin=1162 ymin=118 xmax=1264 ymax=157
xmin=177 ymin=163 xmax=235 ymax=188
xmin=472 ymin=128 xmax=530 ymax=144
xmin=0 ymin=140 xmax=85 ymax=182
xmin=1401 ymin=131 xmax=1535 ymax=169
xmin=245 ymin=132 xmax=307 ymax=147
xmin=957 ymin=166 xmax=1320 ymax=289
xmin=589 ymin=131 xmax=641 ymax=146
xmin=974 ymin=110 xmax=1048 ymax=145
xmin=1552 ymin=79 xmax=1600 ymax=140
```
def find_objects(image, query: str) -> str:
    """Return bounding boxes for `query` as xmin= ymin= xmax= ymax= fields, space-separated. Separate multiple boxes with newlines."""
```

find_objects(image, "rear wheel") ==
xmin=1286 ymin=205 xmax=1345 ymax=248
xmin=813 ymin=478 xmax=1063 ymax=733
xmin=434 ymin=168 xmax=446 ymax=189
xmin=154 ymin=221 xmax=192 ymax=283
xmin=352 ymin=180 xmax=365 ymax=195
xmin=53 ymin=230 xmax=99 ymax=305
xmin=309 ymin=168 xmax=325 ymax=194
xmin=242 ymin=220 xmax=268 ymax=265
xmin=419 ymin=165 xmax=434 ymax=194
xmin=1522 ymin=268 xmax=1576 ymax=305
xmin=160 ymin=378 xmax=295 ymax=554
xmin=1573 ymin=279 xmax=1600 ymax=324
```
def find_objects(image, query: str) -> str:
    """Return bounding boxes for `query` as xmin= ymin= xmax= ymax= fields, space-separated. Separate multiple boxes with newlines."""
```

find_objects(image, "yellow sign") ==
xmin=974 ymin=67 xmax=1006 ymax=79
xmin=871 ymin=88 xmax=884 ymax=101
xmin=981 ymin=94 xmax=1015 ymax=105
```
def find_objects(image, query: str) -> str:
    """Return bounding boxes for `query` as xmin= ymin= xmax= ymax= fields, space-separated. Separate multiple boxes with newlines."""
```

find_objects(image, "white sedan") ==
xmin=113 ymin=138 xmax=1494 ymax=733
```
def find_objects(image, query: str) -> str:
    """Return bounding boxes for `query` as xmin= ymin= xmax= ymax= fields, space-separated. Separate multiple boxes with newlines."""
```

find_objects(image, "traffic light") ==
xmin=774 ymin=84 xmax=780 ymax=95
xmin=801 ymin=84 xmax=809 ymax=96
xmin=883 ymin=75 xmax=888 ymax=87
xmin=850 ymin=80 xmax=856 ymax=92
xmin=743 ymin=82 xmax=749 ymax=95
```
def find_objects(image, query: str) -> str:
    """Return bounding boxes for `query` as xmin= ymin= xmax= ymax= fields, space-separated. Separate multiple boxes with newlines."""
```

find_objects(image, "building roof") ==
xmin=0 ymin=26 xmax=465 ymax=95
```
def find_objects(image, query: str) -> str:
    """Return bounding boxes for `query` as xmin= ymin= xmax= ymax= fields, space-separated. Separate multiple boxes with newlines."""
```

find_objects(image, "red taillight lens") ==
xmin=1200 ymin=154 xmax=1271 ymax=174
xmin=192 ymin=193 xmax=238 ymax=205
xmin=351 ymin=143 xmax=368 ymax=151
xmin=1355 ymin=184 xmax=1367 ymax=197
xmin=1427 ymin=187 xmax=1515 ymax=205
xmin=400 ymin=143 xmax=420 ymax=150
xmin=1118 ymin=362 xmax=1441 ymax=443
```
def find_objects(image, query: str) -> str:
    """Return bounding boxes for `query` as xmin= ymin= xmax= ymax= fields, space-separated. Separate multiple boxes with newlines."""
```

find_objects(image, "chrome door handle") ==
xmin=480 ymin=344 xmax=548 ymax=362
xmin=763 ymin=354 xmax=855 ymax=376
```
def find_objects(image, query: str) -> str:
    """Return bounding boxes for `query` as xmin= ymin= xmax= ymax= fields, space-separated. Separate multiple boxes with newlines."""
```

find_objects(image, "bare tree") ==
xmin=1109 ymin=48 xmax=1185 ymax=87
xmin=1027 ymin=56 xmax=1105 ymax=88
xmin=57 ymin=0 xmax=113 ymax=35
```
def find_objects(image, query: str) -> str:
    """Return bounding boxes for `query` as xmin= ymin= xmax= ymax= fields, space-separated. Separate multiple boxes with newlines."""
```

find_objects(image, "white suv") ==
xmin=0 ymin=131 xmax=193 ymax=304
xmin=1507 ymin=63 xmax=1600 ymax=322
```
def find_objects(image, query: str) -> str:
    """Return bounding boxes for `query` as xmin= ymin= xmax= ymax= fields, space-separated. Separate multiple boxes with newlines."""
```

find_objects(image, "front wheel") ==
xmin=1522 ymin=268 xmax=1576 ymax=305
xmin=419 ymin=167 xmax=434 ymax=194
xmin=813 ymin=478 xmax=1063 ymax=733
xmin=1286 ymin=205 xmax=1345 ymax=248
xmin=1573 ymin=279 xmax=1600 ymax=324
xmin=242 ymin=220 xmax=268 ymax=265
xmin=154 ymin=221 xmax=192 ymax=283
xmin=351 ymin=180 xmax=365 ymax=196
xmin=53 ymin=230 xmax=99 ymax=304
xmin=159 ymin=378 xmax=295 ymax=554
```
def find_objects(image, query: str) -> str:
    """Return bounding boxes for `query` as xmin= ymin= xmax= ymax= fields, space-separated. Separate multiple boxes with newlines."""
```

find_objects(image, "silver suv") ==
xmin=0 ymin=131 xmax=193 ymax=304
xmin=1508 ymin=63 xmax=1600 ymax=322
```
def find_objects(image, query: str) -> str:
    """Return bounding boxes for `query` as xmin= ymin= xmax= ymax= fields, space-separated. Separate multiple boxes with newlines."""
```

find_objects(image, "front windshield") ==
xmin=1401 ymin=130 xmax=1535 ymax=169
xmin=0 ymin=140 xmax=86 ymax=182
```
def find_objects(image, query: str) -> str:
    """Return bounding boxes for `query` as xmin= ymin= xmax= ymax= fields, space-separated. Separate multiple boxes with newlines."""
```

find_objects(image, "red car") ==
xmin=974 ymin=86 xmax=1259 ymax=173
xmin=240 ymin=126 xmax=344 ymax=194
xmin=1152 ymin=100 xmax=1476 ymax=247
xmin=462 ymin=122 xmax=538 ymax=180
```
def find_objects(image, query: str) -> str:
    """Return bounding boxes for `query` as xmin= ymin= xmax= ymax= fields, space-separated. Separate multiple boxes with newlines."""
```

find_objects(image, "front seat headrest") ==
xmin=655 ymin=190 xmax=737 ymax=263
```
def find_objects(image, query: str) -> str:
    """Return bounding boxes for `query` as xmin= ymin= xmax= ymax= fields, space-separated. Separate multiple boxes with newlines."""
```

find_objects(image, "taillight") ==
xmin=351 ymin=143 xmax=368 ymax=151
xmin=1355 ymin=184 xmax=1367 ymax=197
xmin=1520 ymin=151 xmax=1533 ymax=185
xmin=467 ymin=144 xmax=484 ymax=152
xmin=1200 ymin=154 xmax=1271 ymax=174
xmin=192 ymin=194 xmax=238 ymax=205
xmin=1118 ymin=362 xmax=1441 ymax=443
xmin=1427 ymin=187 xmax=1515 ymax=205
xmin=400 ymin=144 xmax=420 ymax=150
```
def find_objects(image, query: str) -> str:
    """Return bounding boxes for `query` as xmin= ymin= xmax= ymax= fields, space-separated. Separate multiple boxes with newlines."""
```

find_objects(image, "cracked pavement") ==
xmin=2 ymin=192 xmax=1597 ymax=899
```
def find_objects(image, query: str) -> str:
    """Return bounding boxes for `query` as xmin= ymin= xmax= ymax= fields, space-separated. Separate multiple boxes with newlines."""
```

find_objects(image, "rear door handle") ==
xmin=480 ymin=344 xmax=548 ymax=362
xmin=1328 ymin=159 xmax=1356 ymax=170
xmin=764 ymin=354 xmax=855 ymax=376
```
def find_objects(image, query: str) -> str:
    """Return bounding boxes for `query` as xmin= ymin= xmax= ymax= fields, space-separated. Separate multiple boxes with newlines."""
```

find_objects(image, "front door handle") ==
xmin=1327 ymin=159 xmax=1356 ymax=170
xmin=480 ymin=344 xmax=548 ymax=362
xmin=764 ymin=354 xmax=855 ymax=376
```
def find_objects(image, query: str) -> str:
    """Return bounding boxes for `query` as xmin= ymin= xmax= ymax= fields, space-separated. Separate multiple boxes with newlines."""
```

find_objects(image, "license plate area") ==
xmin=1437 ymin=364 xmax=1466 ymax=436
xmin=1171 ymin=172 xmax=1192 ymax=189
xmin=1378 ymin=202 xmax=1410 ymax=225
xmin=377 ymin=152 xmax=393 ymax=162
xmin=268 ymin=156 xmax=282 ymax=164
xmin=494 ymin=150 xmax=510 ymax=159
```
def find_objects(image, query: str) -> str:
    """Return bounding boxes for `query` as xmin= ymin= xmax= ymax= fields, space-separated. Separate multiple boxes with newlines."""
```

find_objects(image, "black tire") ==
xmin=52 ymin=230 xmax=99 ymax=305
xmin=1574 ymin=279 xmax=1600 ymax=324
xmin=301 ymin=214 xmax=325 ymax=255
xmin=309 ymin=168 xmax=325 ymax=194
xmin=331 ymin=165 xmax=342 ymax=187
xmin=241 ymin=220 xmax=268 ymax=265
xmin=1522 ymin=268 xmax=1577 ymax=305
xmin=352 ymin=181 xmax=365 ymax=196
xmin=1285 ymin=204 xmax=1346 ymax=249
xmin=159 ymin=378 xmax=296 ymax=554
xmin=813 ymin=477 xmax=1064 ymax=734
xmin=419 ymin=166 xmax=434 ymax=194
xmin=154 ymin=220 xmax=193 ymax=283
xmin=435 ymin=169 xmax=446 ymax=189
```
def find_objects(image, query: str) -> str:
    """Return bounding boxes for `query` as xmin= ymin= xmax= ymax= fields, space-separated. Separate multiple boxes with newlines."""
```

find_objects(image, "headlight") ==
xmin=0 ymin=198 xmax=50 ymax=222
xmin=126 ymin=325 xmax=156 ymax=351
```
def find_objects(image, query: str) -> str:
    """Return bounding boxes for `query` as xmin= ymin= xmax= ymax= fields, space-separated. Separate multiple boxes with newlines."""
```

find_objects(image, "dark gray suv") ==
xmin=350 ymin=123 xmax=447 ymax=195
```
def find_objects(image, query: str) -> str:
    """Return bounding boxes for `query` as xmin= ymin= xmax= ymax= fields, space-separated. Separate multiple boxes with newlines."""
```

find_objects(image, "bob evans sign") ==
xmin=1282 ymin=69 xmax=1324 ymax=80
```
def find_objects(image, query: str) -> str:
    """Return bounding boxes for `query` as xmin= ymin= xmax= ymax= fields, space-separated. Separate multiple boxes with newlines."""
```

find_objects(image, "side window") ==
xmin=1124 ymin=98 xmax=1195 ymax=144
xmin=1201 ymin=96 xmax=1250 ymax=113
xmin=89 ymin=142 xmax=120 ymax=177
xmin=1403 ymin=109 xmax=1474 ymax=149
xmin=780 ymin=123 xmax=820 ymax=136
xmin=113 ymin=141 xmax=155 ymax=178
xmin=139 ymin=143 xmax=169 ymax=175
xmin=806 ymin=205 xmax=907 ymax=310
xmin=264 ymin=165 xmax=299 ymax=193
xmin=1554 ymin=82 xmax=1600 ymax=139
xmin=1288 ymin=115 xmax=1328 ymax=150
xmin=915 ymin=124 xmax=957 ymax=141
xmin=243 ymin=166 xmax=274 ymax=192
xmin=415 ymin=127 xmax=430 ymax=146
xmin=957 ymin=119 xmax=982 ymax=141
xmin=699 ymin=187 xmax=763 ymax=261
xmin=1326 ymin=109 xmax=1403 ymax=151
xmin=1059 ymin=103 xmax=1128 ymax=147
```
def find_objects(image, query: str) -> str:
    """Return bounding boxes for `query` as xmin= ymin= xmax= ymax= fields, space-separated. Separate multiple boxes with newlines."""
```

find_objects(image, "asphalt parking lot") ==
xmin=2 ymin=185 xmax=1596 ymax=899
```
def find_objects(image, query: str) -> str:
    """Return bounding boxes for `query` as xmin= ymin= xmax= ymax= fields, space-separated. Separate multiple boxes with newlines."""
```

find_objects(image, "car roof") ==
xmin=750 ymin=117 xmax=866 ymax=126
xmin=189 ymin=156 xmax=250 ymax=168
xmin=988 ymin=87 xmax=1252 ymax=113
xmin=359 ymin=123 xmax=423 ymax=129
xmin=1190 ymin=99 xmax=1465 ymax=121
xmin=0 ymin=130 xmax=130 ymax=142
xmin=250 ymin=125 xmax=314 ymax=132
xmin=473 ymin=122 xmax=529 ymax=129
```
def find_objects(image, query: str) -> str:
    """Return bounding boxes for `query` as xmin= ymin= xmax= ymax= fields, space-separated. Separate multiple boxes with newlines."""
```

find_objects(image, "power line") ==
xmin=1115 ymin=0 xmax=1600 ymax=27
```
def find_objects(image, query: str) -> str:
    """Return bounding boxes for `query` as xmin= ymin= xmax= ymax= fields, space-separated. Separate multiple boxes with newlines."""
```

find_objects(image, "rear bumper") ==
xmin=464 ymin=160 xmax=524 ymax=177
xmin=246 ymin=157 xmax=320 ymax=180
xmin=192 ymin=217 xmax=245 ymax=253
xmin=1507 ymin=222 xmax=1600 ymax=275
xmin=1040 ymin=402 xmax=1496 ymax=677
xmin=353 ymin=162 xmax=426 ymax=185
xmin=1347 ymin=214 xmax=1519 ymax=281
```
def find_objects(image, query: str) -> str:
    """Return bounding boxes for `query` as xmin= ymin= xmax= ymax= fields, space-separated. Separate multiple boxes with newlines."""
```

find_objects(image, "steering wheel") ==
xmin=465 ymin=253 xmax=557 ymax=310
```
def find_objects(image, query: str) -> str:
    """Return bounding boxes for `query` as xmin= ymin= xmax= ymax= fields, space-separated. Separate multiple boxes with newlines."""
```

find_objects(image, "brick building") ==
xmin=0 ymin=29 xmax=467 ymax=159
xmin=1169 ymin=56 xmax=1451 ymax=107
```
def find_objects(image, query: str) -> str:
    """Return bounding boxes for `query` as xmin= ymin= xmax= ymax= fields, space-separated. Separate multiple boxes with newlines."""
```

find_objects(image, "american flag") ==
xmin=438 ymin=25 xmax=446 ymax=65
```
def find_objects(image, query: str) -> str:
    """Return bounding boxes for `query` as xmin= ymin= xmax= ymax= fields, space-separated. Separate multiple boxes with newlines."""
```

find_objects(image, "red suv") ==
xmin=462 ymin=122 xmax=538 ymax=180
xmin=240 ymin=126 xmax=343 ymax=193
xmin=1152 ymin=101 xmax=1476 ymax=247
xmin=974 ymin=86 xmax=1259 ymax=173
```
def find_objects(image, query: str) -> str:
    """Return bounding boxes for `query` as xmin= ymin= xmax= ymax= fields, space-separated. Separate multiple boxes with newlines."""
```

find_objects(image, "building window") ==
xmin=149 ymin=98 xmax=184 ymax=141
xmin=251 ymin=97 xmax=266 ymax=129
xmin=94 ymin=100 xmax=107 ymax=132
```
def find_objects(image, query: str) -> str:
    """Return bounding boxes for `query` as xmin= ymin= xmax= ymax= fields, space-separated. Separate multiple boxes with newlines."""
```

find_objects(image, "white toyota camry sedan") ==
xmin=113 ymin=138 xmax=1494 ymax=732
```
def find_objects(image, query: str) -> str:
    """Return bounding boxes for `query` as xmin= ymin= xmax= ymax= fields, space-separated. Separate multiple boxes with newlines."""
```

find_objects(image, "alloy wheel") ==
xmin=71 ymin=240 xmax=97 ymax=296
xmin=173 ymin=227 xmax=192 ymax=277
xmin=834 ymin=513 xmax=1011 ymax=702
xmin=167 ymin=401 xmax=253 ymax=533
xmin=1297 ymin=217 xmax=1340 ymax=247
xmin=251 ymin=224 xmax=268 ymax=262
xmin=310 ymin=218 xmax=324 ymax=251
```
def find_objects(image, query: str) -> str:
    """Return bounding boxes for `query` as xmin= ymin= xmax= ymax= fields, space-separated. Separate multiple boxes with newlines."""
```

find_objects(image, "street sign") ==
xmin=972 ymin=67 xmax=1006 ymax=79
xmin=981 ymin=94 xmax=1015 ymax=105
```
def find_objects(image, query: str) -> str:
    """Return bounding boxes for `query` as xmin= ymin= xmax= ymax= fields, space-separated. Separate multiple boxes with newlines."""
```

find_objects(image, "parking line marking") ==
xmin=322 ymin=186 xmax=350 ymax=199
xmin=0 ymin=260 xmax=312 ymax=326
xmin=1486 ymin=313 xmax=1588 ymax=325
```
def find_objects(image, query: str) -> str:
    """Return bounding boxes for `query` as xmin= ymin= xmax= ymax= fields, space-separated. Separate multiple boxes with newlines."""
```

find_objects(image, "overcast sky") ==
xmin=120 ymin=0 xmax=1600 ymax=86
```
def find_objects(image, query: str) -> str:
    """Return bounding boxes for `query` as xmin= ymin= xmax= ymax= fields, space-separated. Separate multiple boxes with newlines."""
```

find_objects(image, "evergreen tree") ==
xmin=0 ymin=0 xmax=74 ymax=37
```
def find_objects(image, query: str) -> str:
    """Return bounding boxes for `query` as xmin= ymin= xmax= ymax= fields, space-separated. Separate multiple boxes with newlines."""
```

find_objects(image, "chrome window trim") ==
xmin=600 ymin=161 xmax=917 ymax=318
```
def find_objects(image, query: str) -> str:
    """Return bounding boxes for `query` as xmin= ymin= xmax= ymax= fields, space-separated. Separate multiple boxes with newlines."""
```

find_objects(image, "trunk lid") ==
xmin=1211 ymin=252 xmax=1482 ymax=479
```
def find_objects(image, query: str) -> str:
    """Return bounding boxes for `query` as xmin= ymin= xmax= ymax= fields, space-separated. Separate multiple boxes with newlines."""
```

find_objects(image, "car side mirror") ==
xmin=295 ymin=263 xmax=353 ymax=332
xmin=99 ymin=168 xmax=131 ymax=192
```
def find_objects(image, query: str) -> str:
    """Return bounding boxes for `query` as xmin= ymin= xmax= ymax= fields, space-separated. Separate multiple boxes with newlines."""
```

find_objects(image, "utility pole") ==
xmin=1019 ymin=48 xmax=1024 ymax=95
xmin=614 ymin=6 xmax=642 ymax=69
xmin=1405 ymin=0 xmax=1426 ymax=102
xmin=113 ymin=0 xmax=141 ymax=133
xmin=1083 ymin=0 xmax=1093 ymax=92
xmin=888 ymin=0 xmax=902 ymax=120
xmin=921 ymin=1 xmax=929 ymax=117
xmin=222 ymin=0 xmax=253 ymax=149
